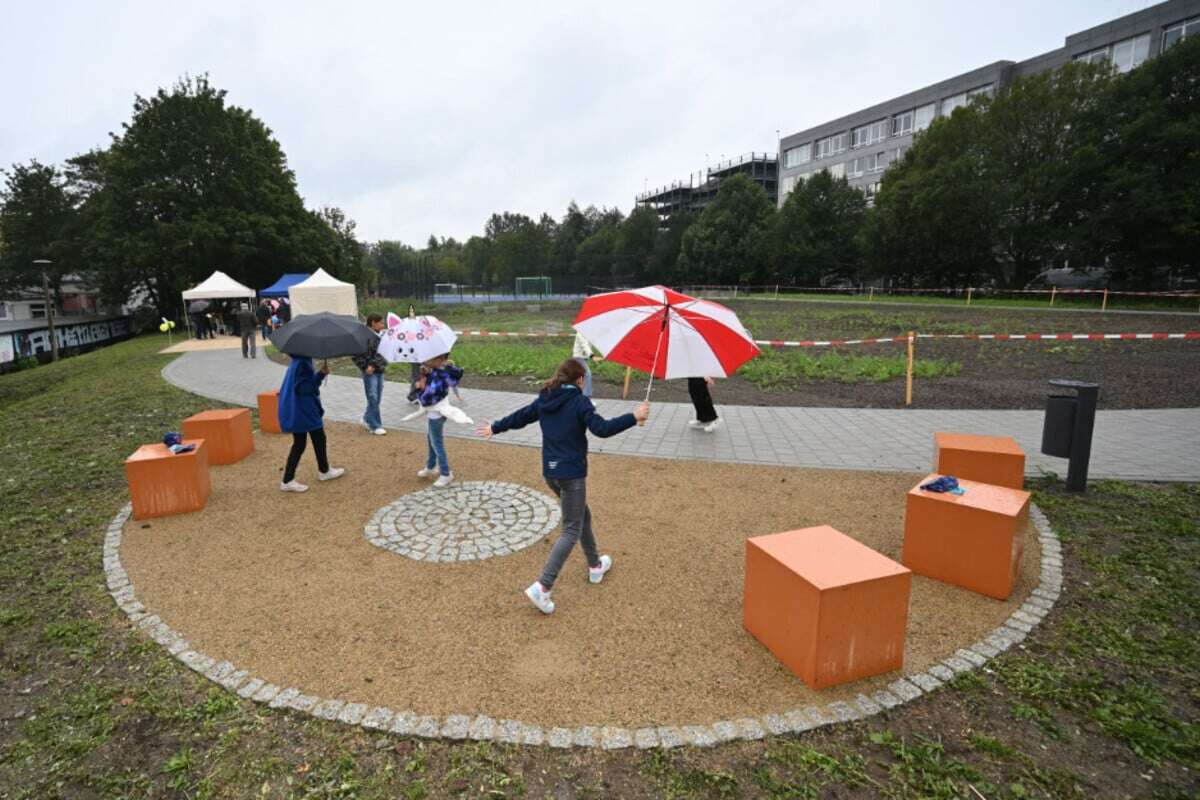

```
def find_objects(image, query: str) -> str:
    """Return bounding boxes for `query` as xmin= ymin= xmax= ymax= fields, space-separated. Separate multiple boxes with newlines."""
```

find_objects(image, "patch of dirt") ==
xmin=118 ymin=423 xmax=1039 ymax=729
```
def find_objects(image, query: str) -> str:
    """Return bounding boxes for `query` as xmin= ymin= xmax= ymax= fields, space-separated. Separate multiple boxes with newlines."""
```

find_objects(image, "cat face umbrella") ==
xmin=377 ymin=312 xmax=458 ymax=363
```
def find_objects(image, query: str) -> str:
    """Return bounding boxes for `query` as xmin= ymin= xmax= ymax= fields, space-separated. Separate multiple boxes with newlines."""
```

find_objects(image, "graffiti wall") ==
xmin=8 ymin=316 xmax=134 ymax=361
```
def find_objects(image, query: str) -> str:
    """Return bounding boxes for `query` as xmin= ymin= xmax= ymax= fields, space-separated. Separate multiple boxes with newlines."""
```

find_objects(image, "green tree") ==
xmin=652 ymin=210 xmax=695 ymax=284
xmin=0 ymin=160 xmax=78 ymax=300
xmin=614 ymin=205 xmax=659 ymax=282
xmin=770 ymin=169 xmax=867 ymax=286
xmin=866 ymin=105 xmax=998 ymax=287
xmin=72 ymin=75 xmax=340 ymax=316
xmin=677 ymin=174 xmax=774 ymax=284
xmin=316 ymin=206 xmax=367 ymax=289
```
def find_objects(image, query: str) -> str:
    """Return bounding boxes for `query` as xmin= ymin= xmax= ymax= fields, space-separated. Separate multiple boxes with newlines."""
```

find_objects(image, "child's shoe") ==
xmin=319 ymin=467 xmax=345 ymax=481
xmin=433 ymin=473 xmax=454 ymax=488
xmin=687 ymin=419 xmax=705 ymax=429
xmin=703 ymin=418 xmax=722 ymax=433
xmin=524 ymin=582 xmax=555 ymax=614
xmin=589 ymin=555 xmax=612 ymax=584
xmin=417 ymin=467 xmax=439 ymax=478
xmin=280 ymin=480 xmax=309 ymax=493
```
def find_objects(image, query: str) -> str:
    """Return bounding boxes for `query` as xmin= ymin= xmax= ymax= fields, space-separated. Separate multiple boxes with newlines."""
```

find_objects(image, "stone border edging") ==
xmin=103 ymin=502 xmax=1062 ymax=749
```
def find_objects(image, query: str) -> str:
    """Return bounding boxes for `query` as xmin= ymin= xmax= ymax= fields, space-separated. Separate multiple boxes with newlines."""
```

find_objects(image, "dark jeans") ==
xmin=283 ymin=428 xmax=329 ymax=483
xmin=241 ymin=330 xmax=256 ymax=358
xmin=539 ymin=477 xmax=600 ymax=590
xmin=687 ymin=378 xmax=718 ymax=423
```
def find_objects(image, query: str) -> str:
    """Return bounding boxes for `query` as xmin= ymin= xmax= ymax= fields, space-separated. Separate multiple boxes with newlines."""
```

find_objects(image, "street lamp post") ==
xmin=32 ymin=259 xmax=58 ymax=362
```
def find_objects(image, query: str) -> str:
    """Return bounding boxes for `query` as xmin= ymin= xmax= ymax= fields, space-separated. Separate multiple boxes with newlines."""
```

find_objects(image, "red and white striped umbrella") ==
xmin=572 ymin=286 xmax=760 ymax=384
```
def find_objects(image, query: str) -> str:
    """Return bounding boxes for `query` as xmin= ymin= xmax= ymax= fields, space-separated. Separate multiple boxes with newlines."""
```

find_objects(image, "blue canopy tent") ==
xmin=259 ymin=273 xmax=311 ymax=298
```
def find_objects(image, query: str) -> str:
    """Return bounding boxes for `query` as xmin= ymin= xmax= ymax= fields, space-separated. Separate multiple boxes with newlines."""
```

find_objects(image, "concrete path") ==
xmin=163 ymin=350 xmax=1200 ymax=481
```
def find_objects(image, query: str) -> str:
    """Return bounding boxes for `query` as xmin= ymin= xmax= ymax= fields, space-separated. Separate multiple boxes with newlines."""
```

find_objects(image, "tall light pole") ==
xmin=32 ymin=259 xmax=58 ymax=362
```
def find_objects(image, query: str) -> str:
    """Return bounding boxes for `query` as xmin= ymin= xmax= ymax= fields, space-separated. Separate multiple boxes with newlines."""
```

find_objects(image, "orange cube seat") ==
xmin=903 ymin=474 xmax=1030 ymax=600
xmin=125 ymin=440 xmax=211 ymax=520
xmin=257 ymin=391 xmax=281 ymax=433
xmin=933 ymin=432 xmax=1025 ymax=490
xmin=182 ymin=408 xmax=253 ymax=465
xmin=744 ymin=525 xmax=912 ymax=689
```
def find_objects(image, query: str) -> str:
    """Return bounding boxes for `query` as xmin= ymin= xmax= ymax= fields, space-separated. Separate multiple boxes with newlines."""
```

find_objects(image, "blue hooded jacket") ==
xmin=490 ymin=385 xmax=636 ymax=479
xmin=278 ymin=356 xmax=326 ymax=433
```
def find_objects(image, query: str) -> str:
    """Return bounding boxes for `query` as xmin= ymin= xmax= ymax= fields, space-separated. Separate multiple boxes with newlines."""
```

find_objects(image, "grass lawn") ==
xmin=0 ymin=335 xmax=1197 ymax=799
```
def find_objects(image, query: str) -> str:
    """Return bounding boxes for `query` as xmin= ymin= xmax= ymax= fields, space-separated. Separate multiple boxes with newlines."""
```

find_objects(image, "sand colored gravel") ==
xmin=119 ymin=421 xmax=1039 ymax=728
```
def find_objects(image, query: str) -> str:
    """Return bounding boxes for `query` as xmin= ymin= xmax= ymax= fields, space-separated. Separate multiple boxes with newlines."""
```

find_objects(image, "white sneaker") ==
xmin=417 ymin=467 xmax=439 ymax=478
xmin=589 ymin=554 xmax=612 ymax=584
xmin=433 ymin=473 xmax=454 ymax=488
xmin=280 ymin=480 xmax=309 ymax=493
xmin=524 ymin=582 xmax=555 ymax=614
xmin=318 ymin=467 xmax=345 ymax=481
xmin=703 ymin=418 xmax=722 ymax=433
xmin=372 ymin=427 xmax=387 ymax=436
xmin=687 ymin=420 xmax=705 ymax=429
xmin=361 ymin=418 xmax=373 ymax=432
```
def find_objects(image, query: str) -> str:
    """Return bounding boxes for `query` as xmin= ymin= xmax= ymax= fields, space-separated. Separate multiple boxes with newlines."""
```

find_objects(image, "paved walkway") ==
xmin=162 ymin=350 xmax=1200 ymax=481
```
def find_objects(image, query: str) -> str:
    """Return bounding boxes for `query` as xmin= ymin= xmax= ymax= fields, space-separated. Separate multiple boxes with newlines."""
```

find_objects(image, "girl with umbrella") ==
xmin=278 ymin=356 xmax=346 ymax=492
xmin=476 ymin=359 xmax=649 ymax=615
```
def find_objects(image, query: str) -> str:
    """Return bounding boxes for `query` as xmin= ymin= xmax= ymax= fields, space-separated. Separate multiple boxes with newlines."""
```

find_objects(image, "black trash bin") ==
xmin=1040 ymin=380 xmax=1099 ymax=491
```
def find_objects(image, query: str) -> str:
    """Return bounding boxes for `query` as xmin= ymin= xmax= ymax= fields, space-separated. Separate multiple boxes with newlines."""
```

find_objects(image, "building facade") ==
xmin=636 ymin=152 xmax=777 ymax=221
xmin=777 ymin=0 xmax=1200 ymax=206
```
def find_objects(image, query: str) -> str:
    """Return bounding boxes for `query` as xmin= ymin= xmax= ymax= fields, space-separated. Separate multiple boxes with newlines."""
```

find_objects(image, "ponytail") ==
xmin=542 ymin=358 xmax=586 ymax=393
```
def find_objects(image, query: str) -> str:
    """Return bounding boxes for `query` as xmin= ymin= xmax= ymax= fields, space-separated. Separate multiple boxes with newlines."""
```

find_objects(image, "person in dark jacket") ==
xmin=477 ymin=358 xmax=649 ymax=615
xmin=278 ymin=356 xmax=345 ymax=492
xmin=236 ymin=303 xmax=258 ymax=358
xmin=351 ymin=314 xmax=388 ymax=435
xmin=256 ymin=300 xmax=272 ymax=339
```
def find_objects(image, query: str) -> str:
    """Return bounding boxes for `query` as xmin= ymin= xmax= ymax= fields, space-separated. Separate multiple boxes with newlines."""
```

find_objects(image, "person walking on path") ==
xmin=256 ymin=299 xmax=272 ymax=339
xmin=414 ymin=354 xmax=464 ymax=488
xmin=476 ymin=358 xmax=649 ymax=615
xmin=572 ymin=331 xmax=601 ymax=398
xmin=237 ymin=303 xmax=258 ymax=359
xmin=278 ymin=356 xmax=345 ymax=492
xmin=687 ymin=376 xmax=721 ymax=432
xmin=352 ymin=313 xmax=388 ymax=435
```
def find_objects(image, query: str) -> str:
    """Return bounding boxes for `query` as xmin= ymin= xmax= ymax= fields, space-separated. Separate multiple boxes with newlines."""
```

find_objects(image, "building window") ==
xmin=1111 ymin=33 xmax=1151 ymax=72
xmin=863 ymin=181 xmax=882 ymax=200
xmin=1075 ymin=46 xmax=1110 ymax=66
xmin=853 ymin=120 xmax=888 ymax=148
xmin=30 ymin=303 xmax=46 ymax=319
xmin=891 ymin=110 xmax=914 ymax=137
xmin=815 ymin=132 xmax=848 ymax=160
xmin=829 ymin=162 xmax=845 ymax=179
xmin=941 ymin=91 xmax=967 ymax=116
xmin=867 ymin=151 xmax=889 ymax=173
xmin=781 ymin=175 xmax=798 ymax=195
xmin=914 ymin=103 xmax=936 ymax=132
xmin=784 ymin=143 xmax=811 ymax=168
xmin=1163 ymin=16 xmax=1199 ymax=50
xmin=847 ymin=157 xmax=865 ymax=178
xmin=967 ymin=84 xmax=993 ymax=100
xmin=0 ymin=302 xmax=7 ymax=319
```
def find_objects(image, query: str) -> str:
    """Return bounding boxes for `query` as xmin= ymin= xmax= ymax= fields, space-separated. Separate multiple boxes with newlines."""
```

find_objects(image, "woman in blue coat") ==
xmin=278 ymin=356 xmax=345 ymax=492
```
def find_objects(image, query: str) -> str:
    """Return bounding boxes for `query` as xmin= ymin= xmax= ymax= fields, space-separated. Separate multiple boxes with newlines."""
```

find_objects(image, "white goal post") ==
xmin=514 ymin=276 xmax=552 ymax=298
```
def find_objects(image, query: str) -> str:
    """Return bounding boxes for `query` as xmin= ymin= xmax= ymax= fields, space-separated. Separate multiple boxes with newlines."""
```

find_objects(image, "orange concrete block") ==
xmin=903 ymin=474 xmax=1030 ymax=600
xmin=182 ymin=408 xmax=254 ymax=465
xmin=125 ymin=440 xmax=211 ymax=520
xmin=744 ymin=526 xmax=912 ymax=689
xmin=933 ymin=432 xmax=1025 ymax=490
xmin=257 ymin=391 xmax=281 ymax=433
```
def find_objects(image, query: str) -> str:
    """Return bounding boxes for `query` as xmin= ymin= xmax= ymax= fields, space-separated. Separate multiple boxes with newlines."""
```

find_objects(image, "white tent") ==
xmin=181 ymin=271 xmax=257 ymax=301
xmin=288 ymin=268 xmax=358 ymax=317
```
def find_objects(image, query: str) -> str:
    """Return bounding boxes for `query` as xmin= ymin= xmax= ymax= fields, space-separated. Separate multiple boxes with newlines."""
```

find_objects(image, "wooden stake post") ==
xmin=1050 ymin=286 xmax=1057 ymax=306
xmin=622 ymin=366 xmax=633 ymax=400
xmin=1102 ymin=288 xmax=1109 ymax=312
xmin=966 ymin=287 xmax=973 ymax=306
xmin=905 ymin=331 xmax=915 ymax=406
xmin=868 ymin=287 xmax=875 ymax=302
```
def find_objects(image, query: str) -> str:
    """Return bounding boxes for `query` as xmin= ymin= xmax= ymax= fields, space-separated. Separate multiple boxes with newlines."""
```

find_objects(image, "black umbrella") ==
xmin=270 ymin=312 xmax=375 ymax=359
xmin=187 ymin=300 xmax=211 ymax=313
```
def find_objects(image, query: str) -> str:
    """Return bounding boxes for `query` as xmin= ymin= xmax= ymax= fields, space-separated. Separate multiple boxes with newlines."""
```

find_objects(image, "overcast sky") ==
xmin=1 ymin=0 xmax=1160 ymax=244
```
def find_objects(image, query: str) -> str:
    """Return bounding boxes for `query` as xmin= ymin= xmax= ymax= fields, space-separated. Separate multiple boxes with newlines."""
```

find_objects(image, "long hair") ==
xmin=542 ymin=358 xmax=586 ymax=392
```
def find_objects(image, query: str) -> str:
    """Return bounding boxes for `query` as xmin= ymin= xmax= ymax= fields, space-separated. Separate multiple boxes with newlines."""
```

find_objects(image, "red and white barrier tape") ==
xmin=454 ymin=329 xmax=1200 ymax=346
xmin=918 ymin=332 xmax=1200 ymax=341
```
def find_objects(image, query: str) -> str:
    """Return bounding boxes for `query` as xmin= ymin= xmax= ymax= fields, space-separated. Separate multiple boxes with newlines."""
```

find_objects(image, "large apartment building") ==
xmin=777 ymin=0 xmax=1200 ymax=206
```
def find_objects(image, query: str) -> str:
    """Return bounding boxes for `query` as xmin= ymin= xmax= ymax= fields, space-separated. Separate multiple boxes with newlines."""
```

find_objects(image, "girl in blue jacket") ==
xmin=278 ymin=356 xmax=345 ymax=492
xmin=477 ymin=358 xmax=649 ymax=614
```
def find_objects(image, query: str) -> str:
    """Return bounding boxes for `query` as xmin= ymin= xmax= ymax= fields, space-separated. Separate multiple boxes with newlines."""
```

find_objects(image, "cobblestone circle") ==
xmin=106 ymin=499 xmax=1063 ymax=749
xmin=363 ymin=481 xmax=561 ymax=562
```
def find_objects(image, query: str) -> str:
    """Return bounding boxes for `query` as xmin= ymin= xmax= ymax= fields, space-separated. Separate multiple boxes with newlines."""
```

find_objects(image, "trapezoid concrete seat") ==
xmin=125 ymin=440 xmax=211 ymax=520
xmin=933 ymin=432 xmax=1025 ymax=490
xmin=903 ymin=474 xmax=1030 ymax=600
xmin=182 ymin=408 xmax=253 ymax=465
xmin=744 ymin=525 xmax=912 ymax=689
xmin=256 ymin=391 xmax=281 ymax=434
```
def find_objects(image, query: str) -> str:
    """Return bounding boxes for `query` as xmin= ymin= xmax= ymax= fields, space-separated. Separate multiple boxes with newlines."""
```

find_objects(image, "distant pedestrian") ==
xmin=237 ymin=303 xmax=257 ymax=358
xmin=278 ymin=356 xmax=345 ymax=492
xmin=477 ymin=358 xmax=649 ymax=615
xmin=572 ymin=331 xmax=601 ymax=397
xmin=352 ymin=313 xmax=388 ymax=435
xmin=256 ymin=299 xmax=272 ymax=339
xmin=687 ymin=376 xmax=721 ymax=432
